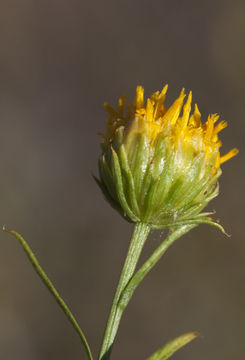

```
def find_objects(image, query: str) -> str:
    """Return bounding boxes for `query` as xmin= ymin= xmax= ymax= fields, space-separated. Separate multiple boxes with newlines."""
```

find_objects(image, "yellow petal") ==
xmin=220 ymin=148 xmax=239 ymax=164
xmin=154 ymin=84 xmax=168 ymax=120
xmin=161 ymin=88 xmax=186 ymax=125
xmin=204 ymin=115 xmax=215 ymax=142
xmin=181 ymin=91 xmax=192 ymax=128
xmin=136 ymin=86 xmax=144 ymax=109
xmin=213 ymin=120 xmax=227 ymax=135
xmin=146 ymin=99 xmax=154 ymax=123
xmin=189 ymin=103 xmax=201 ymax=127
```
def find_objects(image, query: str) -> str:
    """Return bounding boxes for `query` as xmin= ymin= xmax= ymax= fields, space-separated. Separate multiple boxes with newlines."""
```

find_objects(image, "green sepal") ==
xmin=143 ymin=151 xmax=175 ymax=222
xmin=150 ymin=134 xmax=169 ymax=179
xmin=111 ymin=126 xmax=124 ymax=153
xmin=146 ymin=331 xmax=199 ymax=360
xmin=159 ymin=153 xmax=205 ymax=214
xmin=138 ymin=161 xmax=155 ymax=212
xmin=133 ymin=134 xmax=150 ymax=199
xmin=204 ymin=174 xmax=221 ymax=203
xmin=118 ymin=144 xmax=140 ymax=216
xmin=150 ymin=216 xmax=227 ymax=234
xmin=176 ymin=199 xmax=210 ymax=221
xmin=124 ymin=124 xmax=142 ymax=169
xmin=173 ymin=173 xmax=211 ymax=215
xmin=137 ymin=136 xmax=170 ymax=207
xmin=98 ymin=155 xmax=117 ymax=201
xmin=153 ymin=157 xmax=221 ymax=226
xmin=125 ymin=131 xmax=150 ymax=199
xmin=92 ymin=175 xmax=123 ymax=216
xmin=175 ymin=152 xmax=221 ymax=211
xmin=158 ymin=176 xmax=185 ymax=212
xmin=111 ymin=148 xmax=139 ymax=222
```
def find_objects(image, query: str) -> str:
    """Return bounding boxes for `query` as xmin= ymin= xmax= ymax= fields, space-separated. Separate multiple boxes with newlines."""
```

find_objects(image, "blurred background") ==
xmin=0 ymin=0 xmax=244 ymax=359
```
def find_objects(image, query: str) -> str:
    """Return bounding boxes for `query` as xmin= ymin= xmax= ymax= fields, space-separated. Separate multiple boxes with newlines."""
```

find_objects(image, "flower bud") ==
xmin=96 ymin=85 xmax=238 ymax=229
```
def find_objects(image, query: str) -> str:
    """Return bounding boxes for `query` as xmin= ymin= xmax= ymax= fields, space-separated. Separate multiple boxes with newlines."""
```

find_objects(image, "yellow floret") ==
xmin=103 ymin=85 xmax=238 ymax=168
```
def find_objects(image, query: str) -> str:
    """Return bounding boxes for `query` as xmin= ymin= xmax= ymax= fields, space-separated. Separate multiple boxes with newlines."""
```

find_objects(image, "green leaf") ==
xmin=3 ymin=227 xmax=93 ymax=360
xmin=146 ymin=331 xmax=199 ymax=360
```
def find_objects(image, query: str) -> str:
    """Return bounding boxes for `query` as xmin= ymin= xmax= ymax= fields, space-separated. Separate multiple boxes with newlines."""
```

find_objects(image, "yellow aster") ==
xmin=98 ymin=85 xmax=238 ymax=229
xmin=103 ymin=85 xmax=238 ymax=169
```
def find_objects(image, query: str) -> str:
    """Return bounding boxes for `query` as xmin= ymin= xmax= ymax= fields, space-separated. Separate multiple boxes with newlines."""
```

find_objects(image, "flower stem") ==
xmin=3 ymin=227 xmax=93 ymax=360
xmin=98 ymin=222 xmax=150 ymax=360
xmin=118 ymin=225 xmax=196 ymax=312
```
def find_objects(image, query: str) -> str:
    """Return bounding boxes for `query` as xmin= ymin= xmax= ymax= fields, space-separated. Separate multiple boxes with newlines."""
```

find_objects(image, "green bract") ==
xmin=96 ymin=126 xmax=221 ymax=230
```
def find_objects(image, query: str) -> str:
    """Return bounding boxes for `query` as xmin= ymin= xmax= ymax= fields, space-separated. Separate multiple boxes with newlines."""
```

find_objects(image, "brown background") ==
xmin=0 ymin=0 xmax=244 ymax=359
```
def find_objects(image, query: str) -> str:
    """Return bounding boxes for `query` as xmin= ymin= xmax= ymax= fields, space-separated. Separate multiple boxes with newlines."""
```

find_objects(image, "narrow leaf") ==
xmin=3 ymin=227 xmax=93 ymax=360
xmin=146 ymin=331 xmax=199 ymax=360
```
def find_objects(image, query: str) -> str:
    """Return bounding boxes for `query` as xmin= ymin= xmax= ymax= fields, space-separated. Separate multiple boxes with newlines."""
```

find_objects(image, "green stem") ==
xmin=98 ymin=222 xmax=150 ymax=360
xmin=3 ymin=227 xmax=93 ymax=360
xmin=118 ymin=225 xmax=196 ymax=312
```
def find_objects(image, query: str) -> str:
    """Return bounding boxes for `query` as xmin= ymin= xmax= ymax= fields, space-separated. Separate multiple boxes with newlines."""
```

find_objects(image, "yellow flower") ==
xmin=96 ymin=85 xmax=238 ymax=229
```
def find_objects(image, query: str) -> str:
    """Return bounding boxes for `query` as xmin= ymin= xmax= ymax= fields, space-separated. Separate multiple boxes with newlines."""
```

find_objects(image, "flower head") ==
xmin=96 ymin=85 xmax=238 ymax=229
